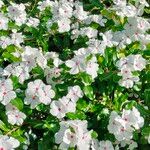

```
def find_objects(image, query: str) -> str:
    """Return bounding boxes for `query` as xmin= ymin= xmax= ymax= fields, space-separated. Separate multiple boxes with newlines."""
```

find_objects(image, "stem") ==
xmin=5 ymin=126 xmax=19 ymax=135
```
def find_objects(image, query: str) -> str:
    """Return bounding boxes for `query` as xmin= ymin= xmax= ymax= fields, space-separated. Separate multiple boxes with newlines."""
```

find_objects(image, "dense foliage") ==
xmin=0 ymin=0 xmax=150 ymax=149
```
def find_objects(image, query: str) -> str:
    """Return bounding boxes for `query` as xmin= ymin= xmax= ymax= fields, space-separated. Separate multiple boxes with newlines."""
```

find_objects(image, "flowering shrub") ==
xmin=0 ymin=0 xmax=150 ymax=149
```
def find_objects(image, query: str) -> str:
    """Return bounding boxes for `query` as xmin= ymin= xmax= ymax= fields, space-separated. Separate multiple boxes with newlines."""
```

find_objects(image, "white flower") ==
xmin=74 ymin=2 xmax=88 ymax=20
xmin=58 ymin=3 xmax=73 ymax=18
xmin=120 ymin=140 xmax=138 ymax=150
xmin=53 ymin=57 xmax=63 ymax=67
xmin=21 ymin=46 xmax=38 ymax=70
xmin=0 ymin=36 xmax=12 ymax=49
xmin=11 ymin=31 xmax=24 ymax=47
xmin=71 ymin=29 xmax=80 ymax=39
xmin=108 ymin=111 xmax=123 ymax=135
xmin=24 ymin=79 xmax=44 ymax=109
xmin=84 ymin=15 xmax=107 ymax=26
xmin=50 ymin=99 xmax=67 ymax=119
xmin=114 ymin=124 xmax=134 ymax=141
xmin=0 ymin=79 xmax=16 ymax=105
xmin=0 ymin=135 xmax=20 ymax=150
xmin=55 ymin=120 xmax=92 ymax=150
xmin=139 ymin=34 xmax=150 ymax=49
xmin=57 ymin=18 xmax=71 ymax=33
xmin=44 ymin=52 xmax=63 ymax=67
xmin=91 ymin=139 xmax=99 ymax=150
xmin=63 ymin=129 xmax=77 ymax=147
xmin=50 ymin=96 xmax=76 ymax=119
xmin=137 ymin=18 xmax=150 ymax=32
xmin=7 ymin=3 xmax=27 ymax=26
xmin=37 ymin=0 xmax=52 ymax=11
xmin=87 ymin=39 xmax=106 ymax=55
xmin=36 ymin=52 xmax=47 ymax=69
xmin=44 ymin=67 xmax=61 ymax=84
xmin=113 ymin=1 xmax=137 ymax=17
xmin=81 ymin=27 xmax=98 ymax=39
xmin=3 ymin=62 xmax=30 ymax=84
xmin=22 ymin=46 xmax=47 ymax=70
xmin=0 ymin=67 xmax=3 ymax=77
xmin=135 ymin=0 xmax=149 ymax=7
xmin=116 ymin=54 xmax=146 ymax=88
xmin=130 ymin=107 xmax=144 ymax=129
xmin=45 ymin=52 xmax=59 ymax=60
xmin=119 ymin=76 xmax=139 ymax=88
xmin=112 ymin=31 xmax=132 ymax=49
xmin=77 ymin=131 xmax=92 ymax=150
xmin=0 ymin=0 xmax=4 ymax=8
xmin=14 ymin=63 xmax=30 ymax=84
xmin=55 ymin=122 xmax=68 ymax=144
xmin=3 ymin=64 xmax=14 ymax=77
xmin=99 ymin=140 xmax=114 ymax=150
xmin=100 ymin=30 xmax=115 ymax=48
xmin=118 ymin=67 xmax=132 ymax=77
xmin=132 ymin=54 xmax=146 ymax=71
xmin=67 ymin=85 xmax=83 ymax=102
xmin=116 ymin=57 xmax=129 ymax=70
xmin=6 ymin=104 xmax=26 ymax=125
xmin=66 ymin=56 xmax=85 ymax=74
xmin=128 ymin=140 xmax=138 ymax=150
xmin=108 ymin=107 xmax=144 ymax=141
xmin=27 ymin=17 xmax=40 ymax=28
xmin=74 ymin=48 xmax=87 ymax=56
xmin=113 ymin=0 xmax=126 ymax=6
xmin=0 ymin=13 xmax=9 ymax=30
xmin=39 ymin=85 xmax=55 ymax=105
xmin=86 ymin=56 xmax=99 ymax=79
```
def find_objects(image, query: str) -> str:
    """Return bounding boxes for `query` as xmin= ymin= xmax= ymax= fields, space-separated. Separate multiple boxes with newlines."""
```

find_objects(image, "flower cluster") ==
xmin=50 ymin=85 xmax=83 ymax=118
xmin=116 ymin=54 xmax=146 ymax=88
xmin=66 ymin=50 xmax=99 ymax=79
xmin=55 ymin=120 xmax=92 ymax=149
xmin=25 ymin=79 xmax=55 ymax=108
xmin=108 ymin=107 xmax=144 ymax=141
xmin=0 ymin=0 xmax=149 ymax=149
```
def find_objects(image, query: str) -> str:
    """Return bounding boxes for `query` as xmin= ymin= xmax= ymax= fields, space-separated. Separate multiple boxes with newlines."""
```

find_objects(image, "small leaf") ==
xmin=0 ymin=120 xmax=9 ymax=132
xmin=11 ymin=98 xmax=24 ymax=110
xmin=83 ymin=86 xmax=95 ymax=100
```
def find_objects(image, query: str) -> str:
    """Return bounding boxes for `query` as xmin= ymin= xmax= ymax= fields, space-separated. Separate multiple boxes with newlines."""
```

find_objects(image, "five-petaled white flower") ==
xmin=6 ymin=104 xmax=26 ymax=125
xmin=0 ymin=135 xmax=20 ymax=150
xmin=0 ymin=79 xmax=16 ymax=105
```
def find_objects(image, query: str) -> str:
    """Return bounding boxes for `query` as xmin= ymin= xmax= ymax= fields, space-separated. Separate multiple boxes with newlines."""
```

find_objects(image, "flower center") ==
xmin=3 ymin=92 xmax=7 ymax=95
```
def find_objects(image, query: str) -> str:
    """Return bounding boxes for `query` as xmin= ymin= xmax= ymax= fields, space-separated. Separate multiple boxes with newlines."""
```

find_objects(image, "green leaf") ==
xmin=142 ymin=127 xmax=150 ymax=136
xmin=80 ymin=72 xmax=93 ymax=85
xmin=2 ymin=52 xmax=20 ymax=62
xmin=125 ymin=101 xmax=137 ymax=110
xmin=11 ymin=98 xmax=24 ymax=110
xmin=143 ymin=50 xmax=150 ymax=56
xmin=91 ymin=131 xmax=98 ymax=139
xmin=113 ymin=92 xmax=128 ymax=111
xmin=77 ymin=99 xmax=89 ymax=111
xmin=67 ymin=111 xmax=86 ymax=120
xmin=83 ymin=86 xmax=95 ymax=100
xmin=0 ymin=120 xmax=9 ymax=132
xmin=38 ymin=131 xmax=55 ymax=150
xmin=89 ymin=0 xmax=103 ymax=7
xmin=137 ymin=104 xmax=150 ymax=116
xmin=144 ymin=89 xmax=150 ymax=107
